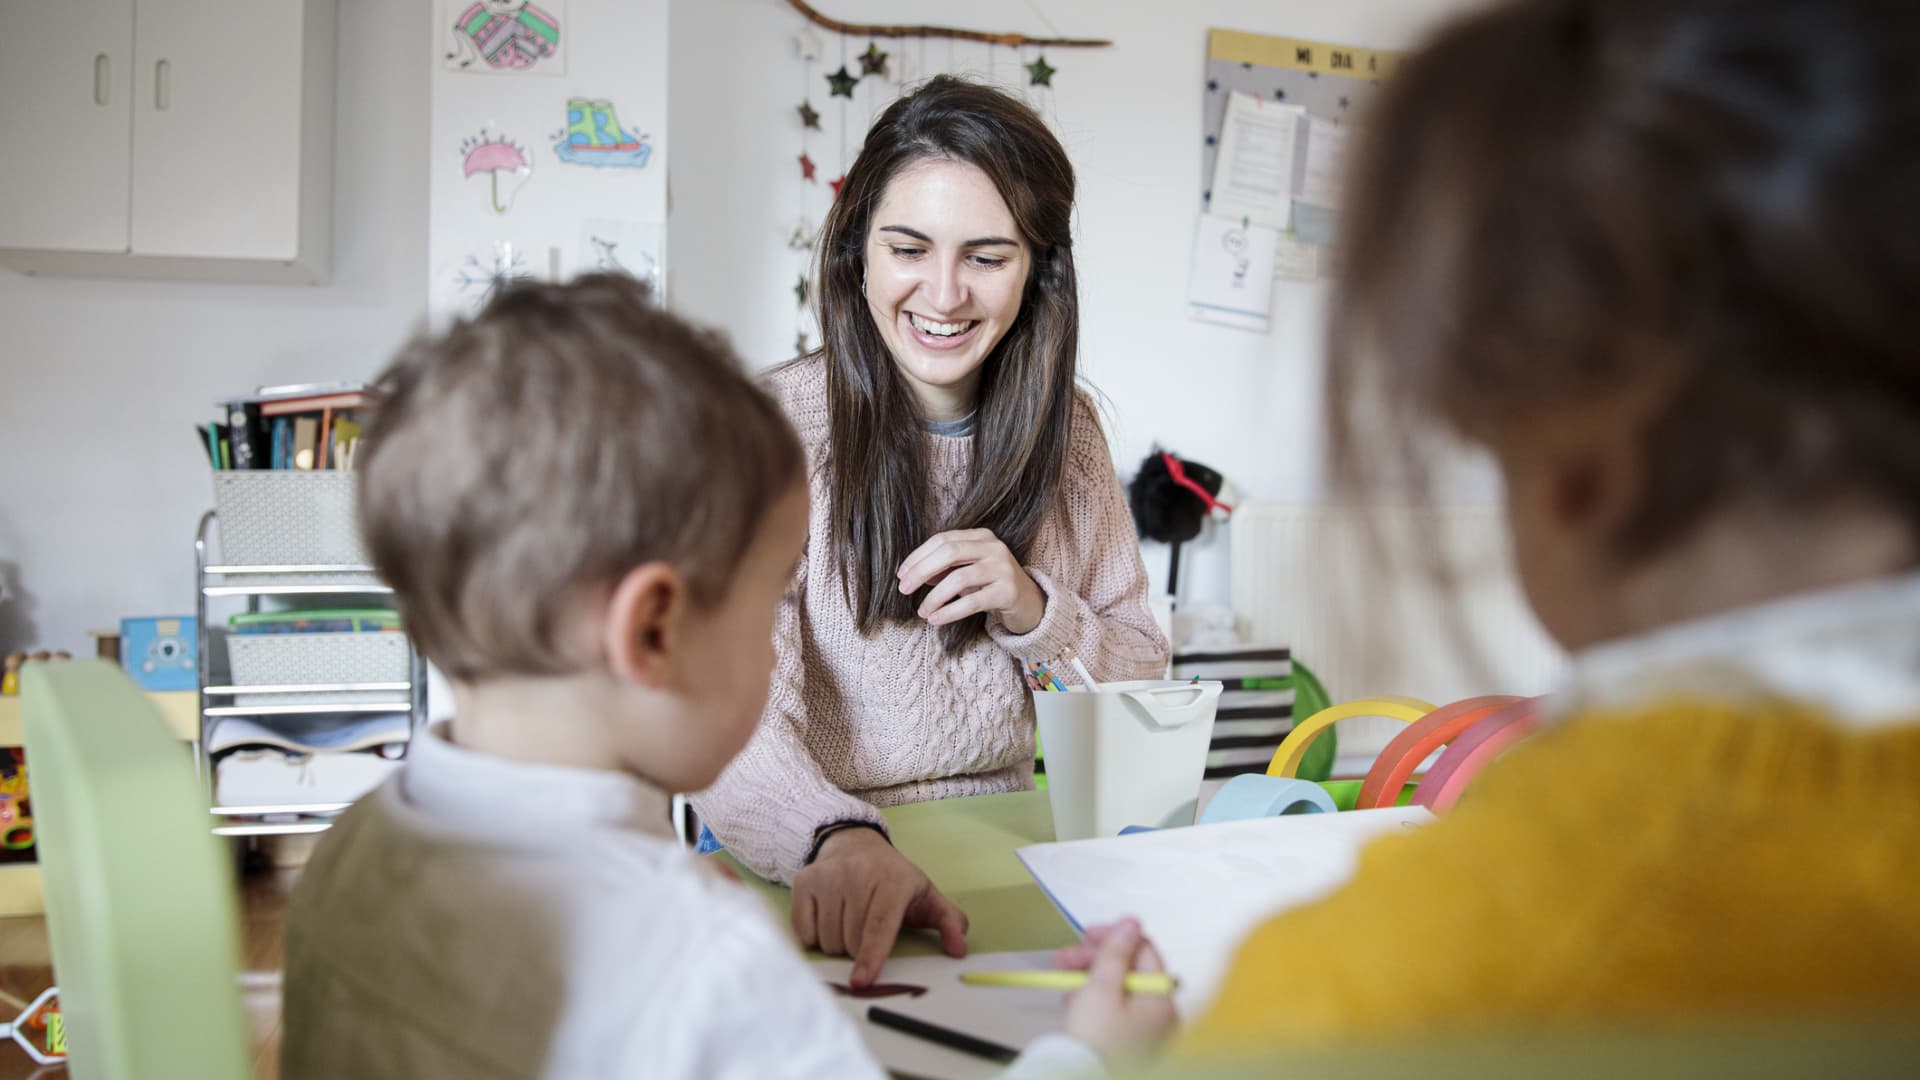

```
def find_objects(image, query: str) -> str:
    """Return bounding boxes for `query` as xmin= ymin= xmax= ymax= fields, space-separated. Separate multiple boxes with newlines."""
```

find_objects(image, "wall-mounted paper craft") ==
xmin=1187 ymin=213 xmax=1278 ymax=333
xmin=552 ymin=98 xmax=652 ymax=168
xmin=461 ymin=130 xmax=534 ymax=214
xmin=578 ymin=219 xmax=664 ymax=295
xmin=453 ymin=241 xmax=533 ymax=309
xmin=445 ymin=1 xmax=566 ymax=75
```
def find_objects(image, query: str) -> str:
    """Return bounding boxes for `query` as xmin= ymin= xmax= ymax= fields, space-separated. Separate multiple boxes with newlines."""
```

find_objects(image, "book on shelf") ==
xmin=292 ymin=416 xmax=319 ymax=470
xmin=207 ymin=382 xmax=367 ymax=472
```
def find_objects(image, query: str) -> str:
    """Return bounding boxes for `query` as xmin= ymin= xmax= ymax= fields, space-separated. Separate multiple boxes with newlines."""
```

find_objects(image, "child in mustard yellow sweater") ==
xmin=1168 ymin=0 xmax=1920 ymax=1053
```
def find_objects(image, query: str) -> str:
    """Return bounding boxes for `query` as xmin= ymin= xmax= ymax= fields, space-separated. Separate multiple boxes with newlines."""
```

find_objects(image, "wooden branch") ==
xmin=785 ymin=0 xmax=1112 ymax=48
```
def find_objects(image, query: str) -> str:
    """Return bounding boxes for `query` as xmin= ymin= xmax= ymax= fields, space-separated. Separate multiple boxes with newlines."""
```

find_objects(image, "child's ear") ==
xmin=604 ymin=562 xmax=685 ymax=688
xmin=1544 ymin=421 xmax=1647 ymax=544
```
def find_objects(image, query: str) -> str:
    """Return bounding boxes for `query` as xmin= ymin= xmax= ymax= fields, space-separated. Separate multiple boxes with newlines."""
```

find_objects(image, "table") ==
xmin=716 ymin=790 xmax=1080 ymax=956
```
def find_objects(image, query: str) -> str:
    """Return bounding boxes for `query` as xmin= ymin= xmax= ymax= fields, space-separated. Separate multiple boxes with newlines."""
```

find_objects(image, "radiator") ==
xmin=1228 ymin=503 xmax=1568 ymax=767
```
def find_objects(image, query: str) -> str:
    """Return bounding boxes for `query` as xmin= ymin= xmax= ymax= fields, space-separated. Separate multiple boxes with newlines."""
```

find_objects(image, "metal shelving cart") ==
xmin=194 ymin=492 xmax=427 ymax=838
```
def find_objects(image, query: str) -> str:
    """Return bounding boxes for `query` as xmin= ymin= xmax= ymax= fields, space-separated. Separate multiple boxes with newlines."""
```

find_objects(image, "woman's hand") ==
xmin=1054 ymin=917 xmax=1179 ymax=1062
xmin=790 ymin=827 xmax=970 ymax=986
xmin=898 ymin=528 xmax=1046 ymax=634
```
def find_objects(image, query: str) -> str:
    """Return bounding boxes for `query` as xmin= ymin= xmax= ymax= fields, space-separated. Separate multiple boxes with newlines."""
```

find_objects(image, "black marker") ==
xmin=866 ymin=1006 xmax=1019 ymax=1064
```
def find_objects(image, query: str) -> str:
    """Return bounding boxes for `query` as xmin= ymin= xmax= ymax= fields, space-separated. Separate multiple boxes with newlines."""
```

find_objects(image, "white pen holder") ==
xmin=1034 ymin=680 xmax=1223 ymax=841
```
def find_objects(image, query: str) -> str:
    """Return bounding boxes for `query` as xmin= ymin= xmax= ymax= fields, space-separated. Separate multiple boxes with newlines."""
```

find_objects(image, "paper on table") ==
xmin=1187 ymin=213 xmax=1280 ymax=332
xmin=1298 ymin=117 xmax=1356 ymax=210
xmin=1207 ymin=91 xmax=1305 ymax=231
xmin=810 ymin=951 xmax=1067 ymax=1080
xmin=1017 ymin=806 xmax=1434 ymax=1014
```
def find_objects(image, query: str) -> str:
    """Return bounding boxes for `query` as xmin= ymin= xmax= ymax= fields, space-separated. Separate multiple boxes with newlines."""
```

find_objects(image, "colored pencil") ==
xmin=960 ymin=970 xmax=1179 ymax=995
xmin=866 ymin=1006 xmax=1019 ymax=1063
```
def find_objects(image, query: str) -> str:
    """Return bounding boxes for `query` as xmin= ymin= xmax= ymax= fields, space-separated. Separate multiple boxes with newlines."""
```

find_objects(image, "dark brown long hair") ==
xmin=1329 ymin=0 xmax=1920 ymax=561
xmin=815 ymin=76 xmax=1080 ymax=651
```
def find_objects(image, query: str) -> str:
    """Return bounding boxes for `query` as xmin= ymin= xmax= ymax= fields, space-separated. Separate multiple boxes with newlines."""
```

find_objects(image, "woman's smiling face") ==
xmin=864 ymin=158 xmax=1033 ymax=422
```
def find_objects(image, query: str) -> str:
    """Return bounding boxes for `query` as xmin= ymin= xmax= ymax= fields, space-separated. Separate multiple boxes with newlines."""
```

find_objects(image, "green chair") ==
xmin=1280 ymin=659 xmax=1335 ymax=780
xmin=22 ymin=660 xmax=251 ymax=1080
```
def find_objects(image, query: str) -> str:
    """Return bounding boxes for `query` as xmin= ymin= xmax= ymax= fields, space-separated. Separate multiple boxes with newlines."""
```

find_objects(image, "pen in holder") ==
xmin=1025 ymin=662 xmax=1068 ymax=692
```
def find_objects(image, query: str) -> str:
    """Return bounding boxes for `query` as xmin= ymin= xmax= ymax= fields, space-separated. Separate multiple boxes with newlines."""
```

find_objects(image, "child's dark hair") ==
xmin=357 ymin=274 xmax=804 ymax=681
xmin=1329 ymin=0 xmax=1920 ymax=560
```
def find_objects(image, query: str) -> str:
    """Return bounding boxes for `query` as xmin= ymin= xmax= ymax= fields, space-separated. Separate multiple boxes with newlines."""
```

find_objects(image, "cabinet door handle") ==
xmin=94 ymin=54 xmax=111 ymax=106
xmin=154 ymin=58 xmax=171 ymax=111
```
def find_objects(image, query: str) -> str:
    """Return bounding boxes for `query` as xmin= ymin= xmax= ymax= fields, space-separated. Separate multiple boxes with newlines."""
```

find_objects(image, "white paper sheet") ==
xmin=1274 ymin=234 xmax=1320 ymax=282
xmin=1017 ymin=807 xmax=1434 ymax=1014
xmin=1186 ymin=213 xmax=1279 ymax=332
xmin=810 ymin=951 xmax=1067 ymax=1080
xmin=1298 ymin=117 xmax=1357 ymax=210
xmin=1207 ymin=91 xmax=1305 ymax=231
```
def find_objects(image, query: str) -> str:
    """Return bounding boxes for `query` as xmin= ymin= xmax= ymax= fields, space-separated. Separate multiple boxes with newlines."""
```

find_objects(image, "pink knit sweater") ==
xmin=694 ymin=356 xmax=1170 ymax=881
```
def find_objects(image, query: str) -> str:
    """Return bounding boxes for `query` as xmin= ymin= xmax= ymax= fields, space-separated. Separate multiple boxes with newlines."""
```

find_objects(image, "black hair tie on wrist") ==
xmin=806 ymin=820 xmax=889 ymax=865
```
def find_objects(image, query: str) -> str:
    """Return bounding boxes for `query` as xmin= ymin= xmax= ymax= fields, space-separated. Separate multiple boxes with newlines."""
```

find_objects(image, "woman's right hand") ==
xmin=790 ymin=826 xmax=970 ymax=986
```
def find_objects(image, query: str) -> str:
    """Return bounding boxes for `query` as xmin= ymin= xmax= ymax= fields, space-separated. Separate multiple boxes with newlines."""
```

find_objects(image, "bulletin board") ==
xmin=1200 ymin=29 xmax=1404 ymax=219
xmin=1185 ymin=28 xmax=1403 ymax=332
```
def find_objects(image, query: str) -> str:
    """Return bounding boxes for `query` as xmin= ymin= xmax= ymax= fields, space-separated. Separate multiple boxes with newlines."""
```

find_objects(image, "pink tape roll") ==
xmin=1355 ymin=695 xmax=1524 ymax=811
xmin=1415 ymin=699 xmax=1542 ymax=813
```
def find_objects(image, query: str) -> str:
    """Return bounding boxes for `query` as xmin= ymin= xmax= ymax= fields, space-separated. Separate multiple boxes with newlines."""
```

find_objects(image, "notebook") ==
xmin=1016 ymin=806 xmax=1433 ymax=1012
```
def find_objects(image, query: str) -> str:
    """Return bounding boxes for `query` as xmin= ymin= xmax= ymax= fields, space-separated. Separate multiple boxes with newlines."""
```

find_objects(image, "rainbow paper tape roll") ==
xmin=1197 ymin=774 xmax=1338 ymax=825
xmin=1267 ymin=696 xmax=1435 ymax=779
xmin=1356 ymin=695 xmax=1525 ymax=811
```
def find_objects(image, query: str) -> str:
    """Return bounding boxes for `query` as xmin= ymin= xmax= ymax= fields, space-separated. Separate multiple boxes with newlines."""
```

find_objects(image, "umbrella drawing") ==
xmin=462 ymin=131 xmax=532 ymax=214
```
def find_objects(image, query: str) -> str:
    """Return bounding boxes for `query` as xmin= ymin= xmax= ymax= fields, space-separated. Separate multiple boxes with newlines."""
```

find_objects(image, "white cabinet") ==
xmin=0 ymin=1 xmax=137 ymax=253
xmin=0 ymin=0 xmax=334 ymax=283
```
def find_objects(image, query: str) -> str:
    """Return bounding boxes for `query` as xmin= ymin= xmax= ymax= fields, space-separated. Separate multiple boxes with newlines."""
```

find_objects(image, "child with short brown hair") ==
xmin=281 ymin=275 xmax=1150 ymax=1078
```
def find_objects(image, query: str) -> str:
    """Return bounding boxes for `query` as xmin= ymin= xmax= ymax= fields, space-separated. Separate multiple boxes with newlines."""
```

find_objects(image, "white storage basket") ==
xmin=212 ymin=471 xmax=366 ymax=567
xmin=226 ymin=632 xmax=411 ymax=706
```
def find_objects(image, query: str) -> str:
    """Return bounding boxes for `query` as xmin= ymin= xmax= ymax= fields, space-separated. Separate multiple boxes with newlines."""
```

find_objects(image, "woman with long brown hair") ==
xmin=695 ymin=76 xmax=1169 ymax=984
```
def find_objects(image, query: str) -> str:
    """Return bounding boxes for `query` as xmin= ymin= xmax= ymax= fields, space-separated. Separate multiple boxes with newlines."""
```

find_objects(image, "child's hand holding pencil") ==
xmin=1049 ymin=916 xmax=1179 ymax=1061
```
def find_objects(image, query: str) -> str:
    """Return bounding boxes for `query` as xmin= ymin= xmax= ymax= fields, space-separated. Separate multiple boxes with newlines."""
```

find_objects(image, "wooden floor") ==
xmin=0 ymin=864 xmax=295 ymax=1080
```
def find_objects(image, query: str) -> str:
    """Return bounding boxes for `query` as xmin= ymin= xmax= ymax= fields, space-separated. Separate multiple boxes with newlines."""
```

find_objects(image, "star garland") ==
xmin=782 ymin=5 xmax=1102 ymax=355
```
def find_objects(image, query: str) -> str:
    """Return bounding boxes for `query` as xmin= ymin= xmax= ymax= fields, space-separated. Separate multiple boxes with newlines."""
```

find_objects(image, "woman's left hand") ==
xmin=898 ymin=528 xmax=1046 ymax=634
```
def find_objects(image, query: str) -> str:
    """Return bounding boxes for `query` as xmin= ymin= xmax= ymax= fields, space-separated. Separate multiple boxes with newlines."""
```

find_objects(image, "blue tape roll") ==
xmin=1197 ymin=774 xmax=1338 ymax=825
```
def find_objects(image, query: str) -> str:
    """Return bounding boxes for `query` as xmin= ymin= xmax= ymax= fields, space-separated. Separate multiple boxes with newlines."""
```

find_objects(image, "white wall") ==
xmin=668 ymin=0 xmax=1479 ymax=616
xmin=0 ymin=0 xmax=1489 ymax=654
xmin=0 ymin=0 xmax=429 ymax=654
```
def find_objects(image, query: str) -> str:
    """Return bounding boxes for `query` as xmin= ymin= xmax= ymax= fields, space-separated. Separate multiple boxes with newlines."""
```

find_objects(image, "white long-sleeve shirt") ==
xmin=282 ymin=724 xmax=1100 ymax=1078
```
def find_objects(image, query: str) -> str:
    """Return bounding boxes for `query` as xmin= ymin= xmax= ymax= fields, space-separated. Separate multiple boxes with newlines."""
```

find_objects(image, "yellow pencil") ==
xmin=959 ymin=970 xmax=1179 ymax=995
